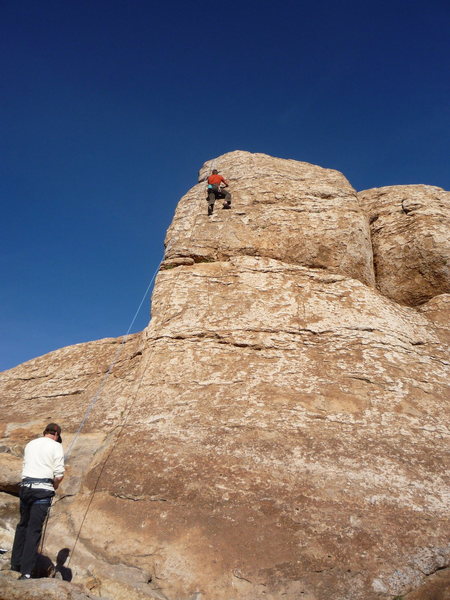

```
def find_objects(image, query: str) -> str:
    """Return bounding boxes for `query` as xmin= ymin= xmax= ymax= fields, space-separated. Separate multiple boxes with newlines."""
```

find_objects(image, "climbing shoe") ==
xmin=18 ymin=574 xmax=31 ymax=580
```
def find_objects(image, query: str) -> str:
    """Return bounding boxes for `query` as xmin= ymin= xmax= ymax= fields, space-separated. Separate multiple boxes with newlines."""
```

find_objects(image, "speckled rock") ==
xmin=403 ymin=565 xmax=450 ymax=599
xmin=0 ymin=570 xmax=108 ymax=600
xmin=0 ymin=454 xmax=21 ymax=495
xmin=417 ymin=293 xmax=450 ymax=345
xmin=0 ymin=152 xmax=449 ymax=600
xmin=0 ymin=493 xmax=18 ymax=550
xmin=359 ymin=185 xmax=450 ymax=306
xmin=164 ymin=151 xmax=375 ymax=287
xmin=0 ymin=334 xmax=143 ymax=434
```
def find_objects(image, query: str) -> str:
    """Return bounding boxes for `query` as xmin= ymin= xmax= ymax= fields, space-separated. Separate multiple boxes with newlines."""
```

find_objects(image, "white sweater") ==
xmin=22 ymin=437 xmax=65 ymax=489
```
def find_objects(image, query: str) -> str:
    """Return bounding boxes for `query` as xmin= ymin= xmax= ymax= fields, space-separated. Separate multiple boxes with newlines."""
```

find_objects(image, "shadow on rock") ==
xmin=34 ymin=552 xmax=54 ymax=578
xmin=34 ymin=548 xmax=72 ymax=581
xmin=55 ymin=547 xmax=73 ymax=581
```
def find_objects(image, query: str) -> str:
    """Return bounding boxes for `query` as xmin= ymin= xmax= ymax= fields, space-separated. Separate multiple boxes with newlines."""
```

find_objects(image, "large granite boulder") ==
xmin=359 ymin=184 xmax=450 ymax=305
xmin=0 ymin=152 xmax=448 ymax=600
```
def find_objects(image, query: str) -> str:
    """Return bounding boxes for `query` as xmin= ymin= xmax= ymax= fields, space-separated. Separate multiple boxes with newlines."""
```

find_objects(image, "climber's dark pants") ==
xmin=207 ymin=185 xmax=231 ymax=214
xmin=11 ymin=483 xmax=53 ymax=576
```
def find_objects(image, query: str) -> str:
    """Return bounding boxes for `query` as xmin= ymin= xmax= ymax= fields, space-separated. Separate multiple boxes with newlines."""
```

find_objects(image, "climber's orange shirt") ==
xmin=208 ymin=174 xmax=226 ymax=185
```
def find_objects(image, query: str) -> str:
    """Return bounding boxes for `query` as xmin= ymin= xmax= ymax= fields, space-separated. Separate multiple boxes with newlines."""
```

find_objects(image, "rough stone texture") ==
xmin=417 ymin=293 xmax=450 ymax=345
xmin=0 ymin=334 xmax=143 ymax=435
xmin=403 ymin=566 xmax=450 ymax=599
xmin=0 ymin=494 xmax=18 ymax=550
xmin=359 ymin=185 xmax=450 ymax=306
xmin=0 ymin=570 xmax=108 ymax=600
xmin=0 ymin=454 xmax=21 ymax=495
xmin=0 ymin=152 xmax=449 ymax=600
xmin=164 ymin=151 xmax=375 ymax=287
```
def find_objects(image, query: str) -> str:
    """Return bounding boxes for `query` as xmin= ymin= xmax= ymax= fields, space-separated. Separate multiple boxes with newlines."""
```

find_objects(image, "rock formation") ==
xmin=1 ymin=151 xmax=449 ymax=600
xmin=360 ymin=185 xmax=450 ymax=306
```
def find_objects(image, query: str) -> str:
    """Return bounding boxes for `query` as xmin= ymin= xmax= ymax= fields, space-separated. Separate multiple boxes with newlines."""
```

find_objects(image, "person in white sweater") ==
xmin=11 ymin=423 xmax=65 ymax=579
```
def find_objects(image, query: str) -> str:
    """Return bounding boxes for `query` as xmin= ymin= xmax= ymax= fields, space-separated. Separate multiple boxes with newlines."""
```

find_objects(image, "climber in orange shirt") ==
xmin=206 ymin=169 xmax=232 ymax=216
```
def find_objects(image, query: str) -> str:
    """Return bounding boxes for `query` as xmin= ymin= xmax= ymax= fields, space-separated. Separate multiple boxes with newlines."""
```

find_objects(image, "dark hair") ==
xmin=44 ymin=423 xmax=62 ymax=443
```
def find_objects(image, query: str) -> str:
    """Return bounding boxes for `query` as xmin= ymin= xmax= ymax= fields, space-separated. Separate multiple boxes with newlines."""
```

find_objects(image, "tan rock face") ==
xmin=0 ymin=571 xmax=108 ymax=600
xmin=417 ymin=293 xmax=450 ymax=345
xmin=0 ymin=152 xmax=449 ymax=600
xmin=359 ymin=185 xmax=450 ymax=306
xmin=165 ymin=151 xmax=375 ymax=287
xmin=0 ymin=334 xmax=143 ymax=433
xmin=0 ymin=454 xmax=21 ymax=495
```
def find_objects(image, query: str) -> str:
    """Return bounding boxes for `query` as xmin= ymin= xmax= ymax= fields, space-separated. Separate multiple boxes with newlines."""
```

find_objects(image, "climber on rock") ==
xmin=206 ymin=169 xmax=232 ymax=216
xmin=11 ymin=423 xmax=65 ymax=580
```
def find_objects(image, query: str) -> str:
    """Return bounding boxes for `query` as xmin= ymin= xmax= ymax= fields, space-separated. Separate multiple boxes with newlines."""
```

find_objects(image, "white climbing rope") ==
xmin=64 ymin=254 xmax=164 ymax=460
xmin=62 ymin=167 xmax=216 ymax=563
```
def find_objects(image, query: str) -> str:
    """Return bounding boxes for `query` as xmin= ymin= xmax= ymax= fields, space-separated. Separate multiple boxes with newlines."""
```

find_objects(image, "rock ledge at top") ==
xmin=164 ymin=151 xmax=376 ymax=287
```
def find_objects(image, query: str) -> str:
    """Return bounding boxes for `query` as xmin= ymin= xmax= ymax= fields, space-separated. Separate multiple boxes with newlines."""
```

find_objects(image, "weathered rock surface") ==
xmin=403 ymin=566 xmax=450 ymax=599
xmin=359 ymin=184 xmax=450 ymax=306
xmin=0 ymin=494 xmax=18 ymax=550
xmin=1 ymin=152 xmax=449 ymax=600
xmin=417 ymin=293 xmax=450 ymax=345
xmin=0 ymin=334 xmax=143 ymax=434
xmin=164 ymin=151 xmax=375 ymax=287
xmin=0 ymin=570 xmax=108 ymax=600
xmin=0 ymin=454 xmax=21 ymax=496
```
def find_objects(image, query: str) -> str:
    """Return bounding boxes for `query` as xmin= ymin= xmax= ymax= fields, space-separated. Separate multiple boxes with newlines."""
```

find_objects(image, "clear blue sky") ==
xmin=1 ymin=0 xmax=449 ymax=371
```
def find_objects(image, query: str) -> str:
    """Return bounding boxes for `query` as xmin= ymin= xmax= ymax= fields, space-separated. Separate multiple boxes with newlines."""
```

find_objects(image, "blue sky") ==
xmin=1 ymin=0 xmax=449 ymax=371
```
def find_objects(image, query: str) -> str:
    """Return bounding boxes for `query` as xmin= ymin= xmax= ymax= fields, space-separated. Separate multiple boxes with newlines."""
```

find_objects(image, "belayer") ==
xmin=206 ymin=169 xmax=231 ymax=215
xmin=11 ymin=423 xmax=65 ymax=580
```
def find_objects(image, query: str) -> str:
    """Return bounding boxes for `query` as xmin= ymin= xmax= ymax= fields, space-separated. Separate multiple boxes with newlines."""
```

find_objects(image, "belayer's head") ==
xmin=44 ymin=422 xmax=62 ymax=444
xmin=212 ymin=169 xmax=218 ymax=174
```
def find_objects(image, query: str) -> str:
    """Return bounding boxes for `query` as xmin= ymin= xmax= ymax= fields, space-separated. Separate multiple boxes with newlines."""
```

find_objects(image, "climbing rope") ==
xmin=66 ymin=339 xmax=155 ymax=567
xmin=39 ymin=254 xmax=164 ymax=560
xmin=47 ymin=167 xmax=218 ymax=566
xmin=64 ymin=255 xmax=164 ymax=461
xmin=65 ymin=156 xmax=226 ymax=466
xmin=63 ymin=180 xmax=212 ymax=563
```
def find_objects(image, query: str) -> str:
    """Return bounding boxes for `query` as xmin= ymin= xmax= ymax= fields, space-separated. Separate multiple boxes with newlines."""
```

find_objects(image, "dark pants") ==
xmin=11 ymin=484 xmax=53 ymax=576
xmin=207 ymin=185 xmax=231 ymax=214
